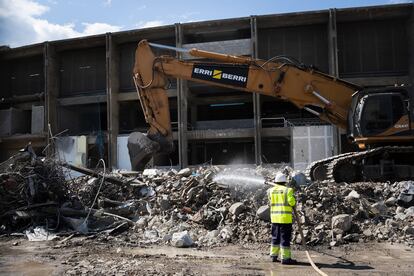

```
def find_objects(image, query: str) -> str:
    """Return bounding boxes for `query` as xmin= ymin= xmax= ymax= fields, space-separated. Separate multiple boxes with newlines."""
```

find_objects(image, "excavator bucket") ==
xmin=127 ymin=132 xmax=160 ymax=171
xmin=127 ymin=131 xmax=174 ymax=171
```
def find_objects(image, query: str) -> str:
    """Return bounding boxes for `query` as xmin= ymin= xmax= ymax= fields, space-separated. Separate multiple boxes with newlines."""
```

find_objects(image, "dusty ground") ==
xmin=0 ymin=237 xmax=414 ymax=275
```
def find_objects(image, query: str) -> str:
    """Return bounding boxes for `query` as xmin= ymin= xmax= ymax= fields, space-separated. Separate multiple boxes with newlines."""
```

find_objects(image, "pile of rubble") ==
xmin=97 ymin=167 xmax=271 ymax=248
xmin=1 ymin=149 xmax=413 ymax=248
xmin=0 ymin=148 xmax=69 ymax=233
xmin=295 ymin=180 xmax=414 ymax=247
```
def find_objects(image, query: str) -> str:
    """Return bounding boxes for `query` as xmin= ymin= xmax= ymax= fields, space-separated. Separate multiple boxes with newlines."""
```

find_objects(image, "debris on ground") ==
xmin=295 ymin=181 xmax=414 ymax=247
xmin=0 ymin=148 xmax=413 ymax=249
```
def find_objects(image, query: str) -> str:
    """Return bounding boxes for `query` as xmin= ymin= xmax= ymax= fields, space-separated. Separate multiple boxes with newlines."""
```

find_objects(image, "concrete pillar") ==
xmin=328 ymin=9 xmax=341 ymax=155
xmin=251 ymin=16 xmax=262 ymax=165
xmin=106 ymin=33 xmax=119 ymax=169
xmin=44 ymin=42 xmax=59 ymax=157
xmin=409 ymin=5 xmax=414 ymax=84
xmin=176 ymin=23 xmax=188 ymax=168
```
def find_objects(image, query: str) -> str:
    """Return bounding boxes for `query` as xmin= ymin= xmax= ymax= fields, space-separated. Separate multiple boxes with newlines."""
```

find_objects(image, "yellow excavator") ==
xmin=128 ymin=40 xmax=414 ymax=183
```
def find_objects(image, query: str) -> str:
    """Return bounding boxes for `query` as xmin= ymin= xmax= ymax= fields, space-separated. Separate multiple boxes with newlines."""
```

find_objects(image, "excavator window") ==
xmin=360 ymin=94 xmax=406 ymax=136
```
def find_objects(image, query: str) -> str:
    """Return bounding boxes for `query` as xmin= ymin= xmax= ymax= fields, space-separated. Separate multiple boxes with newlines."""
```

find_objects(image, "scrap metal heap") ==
xmin=0 ymin=150 xmax=413 ymax=248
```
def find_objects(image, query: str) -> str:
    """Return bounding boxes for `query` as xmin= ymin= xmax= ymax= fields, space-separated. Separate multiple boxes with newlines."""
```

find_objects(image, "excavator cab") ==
xmin=348 ymin=87 xmax=413 ymax=146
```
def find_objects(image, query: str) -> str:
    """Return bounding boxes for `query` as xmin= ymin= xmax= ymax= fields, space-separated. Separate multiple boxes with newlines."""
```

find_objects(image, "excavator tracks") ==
xmin=306 ymin=146 xmax=414 ymax=183
xmin=305 ymin=152 xmax=354 ymax=181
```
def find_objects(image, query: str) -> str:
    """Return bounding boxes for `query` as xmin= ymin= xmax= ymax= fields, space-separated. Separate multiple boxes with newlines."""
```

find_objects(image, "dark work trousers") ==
xmin=270 ymin=223 xmax=292 ymax=259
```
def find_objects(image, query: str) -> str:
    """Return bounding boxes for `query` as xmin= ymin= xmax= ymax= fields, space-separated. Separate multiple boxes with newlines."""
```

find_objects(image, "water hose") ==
xmin=293 ymin=207 xmax=328 ymax=276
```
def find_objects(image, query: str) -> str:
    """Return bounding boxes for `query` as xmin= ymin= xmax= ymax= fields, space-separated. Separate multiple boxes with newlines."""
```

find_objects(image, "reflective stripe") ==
xmin=284 ymin=187 xmax=289 ymax=206
xmin=270 ymin=245 xmax=280 ymax=256
xmin=281 ymin=247 xmax=291 ymax=259
xmin=271 ymin=203 xmax=290 ymax=207
xmin=271 ymin=211 xmax=292 ymax=215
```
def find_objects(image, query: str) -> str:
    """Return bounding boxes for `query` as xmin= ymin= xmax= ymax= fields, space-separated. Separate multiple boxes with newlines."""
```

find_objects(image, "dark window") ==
xmin=258 ymin=24 xmax=329 ymax=73
xmin=391 ymin=95 xmax=405 ymax=125
xmin=338 ymin=20 xmax=408 ymax=77
xmin=361 ymin=95 xmax=405 ymax=135
xmin=6 ymin=56 xmax=44 ymax=96
xmin=60 ymin=47 xmax=106 ymax=96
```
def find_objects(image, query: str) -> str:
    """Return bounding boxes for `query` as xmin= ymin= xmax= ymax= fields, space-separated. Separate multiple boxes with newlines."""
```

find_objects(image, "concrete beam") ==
xmin=251 ymin=16 xmax=262 ymax=165
xmin=44 ymin=42 xmax=59 ymax=152
xmin=58 ymin=95 xmax=107 ymax=106
xmin=328 ymin=9 xmax=341 ymax=155
xmin=0 ymin=43 xmax=44 ymax=60
xmin=175 ymin=127 xmax=290 ymax=141
xmin=111 ymin=25 xmax=176 ymax=44
xmin=192 ymin=94 xmax=253 ymax=105
xmin=106 ymin=33 xmax=120 ymax=169
xmin=336 ymin=3 xmax=412 ymax=23
xmin=410 ymin=5 xmax=414 ymax=86
xmin=51 ymin=35 xmax=106 ymax=52
xmin=0 ymin=134 xmax=46 ymax=149
xmin=343 ymin=76 xmax=410 ymax=87
xmin=176 ymin=23 xmax=188 ymax=168
xmin=257 ymin=11 xmax=328 ymax=29
xmin=182 ymin=18 xmax=250 ymax=35
xmin=117 ymin=89 xmax=177 ymax=102
xmin=182 ymin=39 xmax=251 ymax=59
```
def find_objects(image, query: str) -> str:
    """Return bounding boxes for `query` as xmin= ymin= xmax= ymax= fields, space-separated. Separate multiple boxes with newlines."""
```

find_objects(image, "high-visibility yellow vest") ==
xmin=268 ymin=184 xmax=296 ymax=224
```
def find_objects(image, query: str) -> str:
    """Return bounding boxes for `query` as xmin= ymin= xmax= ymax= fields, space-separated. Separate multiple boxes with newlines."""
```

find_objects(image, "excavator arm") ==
xmin=128 ymin=40 xmax=360 ymax=170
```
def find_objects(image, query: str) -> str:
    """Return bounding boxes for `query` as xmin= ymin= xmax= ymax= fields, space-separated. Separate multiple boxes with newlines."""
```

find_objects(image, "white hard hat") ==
xmin=275 ymin=172 xmax=287 ymax=183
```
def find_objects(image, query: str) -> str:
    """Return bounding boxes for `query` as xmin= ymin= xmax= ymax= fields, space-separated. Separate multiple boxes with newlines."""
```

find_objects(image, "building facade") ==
xmin=0 ymin=3 xmax=412 ymax=169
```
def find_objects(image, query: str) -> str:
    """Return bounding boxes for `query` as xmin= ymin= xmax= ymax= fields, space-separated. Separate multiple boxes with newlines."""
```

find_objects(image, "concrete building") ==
xmin=0 ymin=3 xmax=413 ymax=170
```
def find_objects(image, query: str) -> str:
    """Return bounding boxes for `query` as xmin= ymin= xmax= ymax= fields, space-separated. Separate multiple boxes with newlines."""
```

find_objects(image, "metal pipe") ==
xmin=149 ymin=42 xmax=252 ymax=63
xmin=312 ymin=90 xmax=331 ymax=106
xmin=304 ymin=107 xmax=321 ymax=116
xmin=148 ymin=42 xmax=190 ymax=53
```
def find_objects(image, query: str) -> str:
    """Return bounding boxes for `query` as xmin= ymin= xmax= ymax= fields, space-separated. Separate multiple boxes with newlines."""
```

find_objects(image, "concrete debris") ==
xmin=371 ymin=202 xmax=387 ymax=216
xmin=229 ymin=202 xmax=245 ymax=216
xmin=345 ymin=190 xmax=360 ymax=200
xmin=1 ymin=147 xmax=413 ymax=249
xmin=25 ymin=227 xmax=58 ymax=241
xmin=171 ymin=231 xmax=193 ymax=247
xmin=332 ymin=214 xmax=353 ymax=234
xmin=397 ymin=181 xmax=414 ymax=208
xmin=385 ymin=197 xmax=397 ymax=206
xmin=256 ymin=205 xmax=270 ymax=222
xmin=403 ymin=226 xmax=414 ymax=236
xmin=177 ymin=168 xmax=192 ymax=177
xmin=295 ymin=180 xmax=414 ymax=247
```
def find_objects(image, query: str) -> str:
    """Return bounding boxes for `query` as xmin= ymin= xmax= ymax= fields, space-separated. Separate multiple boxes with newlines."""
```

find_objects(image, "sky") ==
xmin=0 ymin=0 xmax=412 ymax=48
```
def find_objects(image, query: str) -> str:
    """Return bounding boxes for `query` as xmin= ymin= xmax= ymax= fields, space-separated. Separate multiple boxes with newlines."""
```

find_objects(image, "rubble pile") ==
xmin=120 ymin=167 xmax=271 ymax=247
xmin=1 ymin=149 xmax=413 ymax=249
xmin=295 ymin=181 xmax=414 ymax=247
xmin=0 ymin=150 xmax=69 ymax=232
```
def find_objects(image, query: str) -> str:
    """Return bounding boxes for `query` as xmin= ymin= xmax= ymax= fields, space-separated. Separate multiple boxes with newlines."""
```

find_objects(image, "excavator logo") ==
xmin=212 ymin=70 xmax=222 ymax=79
xmin=192 ymin=64 xmax=249 ymax=88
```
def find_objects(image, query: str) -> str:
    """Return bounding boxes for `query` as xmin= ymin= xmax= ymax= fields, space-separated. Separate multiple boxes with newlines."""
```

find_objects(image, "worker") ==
xmin=267 ymin=172 xmax=297 ymax=265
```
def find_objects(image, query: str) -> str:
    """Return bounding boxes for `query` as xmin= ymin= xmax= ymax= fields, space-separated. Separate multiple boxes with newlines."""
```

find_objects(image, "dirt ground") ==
xmin=0 ymin=237 xmax=413 ymax=275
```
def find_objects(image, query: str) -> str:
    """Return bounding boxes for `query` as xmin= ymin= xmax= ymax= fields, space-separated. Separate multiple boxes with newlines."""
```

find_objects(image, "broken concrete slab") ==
xmin=229 ymin=202 xmax=245 ymax=216
xmin=332 ymin=214 xmax=352 ymax=234
xmin=256 ymin=205 xmax=270 ymax=222
xmin=171 ymin=231 xmax=193 ymax=248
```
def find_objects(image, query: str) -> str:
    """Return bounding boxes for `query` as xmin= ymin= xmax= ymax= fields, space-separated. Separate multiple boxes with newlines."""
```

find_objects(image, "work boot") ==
xmin=271 ymin=256 xmax=278 ymax=263
xmin=281 ymin=258 xmax=297 ymax=265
